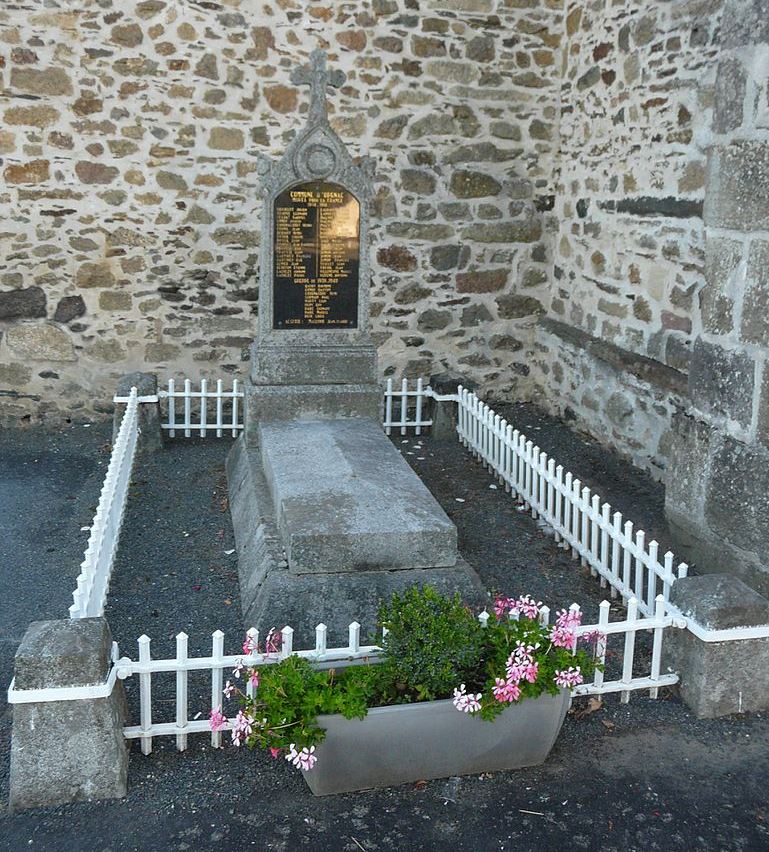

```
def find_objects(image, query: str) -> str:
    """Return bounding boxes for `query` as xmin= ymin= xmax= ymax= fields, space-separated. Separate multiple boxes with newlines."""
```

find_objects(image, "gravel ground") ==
xmin=1 ymin=406 xmax=768 ymax=852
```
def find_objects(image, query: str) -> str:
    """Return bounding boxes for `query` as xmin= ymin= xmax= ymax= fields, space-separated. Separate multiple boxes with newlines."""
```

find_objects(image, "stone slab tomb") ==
xmin=227 ymin=51 xmax=481 ymax=641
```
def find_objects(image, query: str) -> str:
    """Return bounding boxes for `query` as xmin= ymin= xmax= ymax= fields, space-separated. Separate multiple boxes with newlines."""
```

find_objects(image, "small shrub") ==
xmin=377 ymin=585 xmax=486 ymax=702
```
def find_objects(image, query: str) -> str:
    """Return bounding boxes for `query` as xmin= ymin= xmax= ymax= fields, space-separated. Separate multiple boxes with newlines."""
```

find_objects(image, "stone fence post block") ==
xmin=665 ymin=574 xmax=769 ymax=718
xmin=429 ymin=372 xmax=477 ymax=441
xmin=9 ymin=617 xmax=129 ymax=812
xmin=114 ymin=371 xmax=162 ymax=452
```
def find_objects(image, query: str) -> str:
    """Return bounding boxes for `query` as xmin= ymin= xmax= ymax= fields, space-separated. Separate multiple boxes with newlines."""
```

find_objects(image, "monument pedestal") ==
xmin=226 ymin=50 xmax=484 ymax=640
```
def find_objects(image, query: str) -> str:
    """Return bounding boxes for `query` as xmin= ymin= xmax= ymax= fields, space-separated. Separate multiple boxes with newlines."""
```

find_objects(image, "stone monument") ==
xmin=226 ymin=50 xmax=482 ymax=640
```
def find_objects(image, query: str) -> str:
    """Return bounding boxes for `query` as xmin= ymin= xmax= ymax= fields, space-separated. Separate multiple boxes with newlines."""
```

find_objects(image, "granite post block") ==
xmin=665 ymin=574 xmax=769 ymax=718
xmin=9 ymin=617 xmax=128 ymax=811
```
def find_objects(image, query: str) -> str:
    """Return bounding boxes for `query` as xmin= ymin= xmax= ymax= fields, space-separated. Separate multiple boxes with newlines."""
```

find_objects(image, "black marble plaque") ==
xmin=272 ymin=181 xmax=360 ymax=330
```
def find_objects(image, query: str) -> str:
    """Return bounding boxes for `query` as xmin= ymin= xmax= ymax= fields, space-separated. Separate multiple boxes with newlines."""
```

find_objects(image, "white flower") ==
xmin=452 ymin=683 xmax=482 ymax=713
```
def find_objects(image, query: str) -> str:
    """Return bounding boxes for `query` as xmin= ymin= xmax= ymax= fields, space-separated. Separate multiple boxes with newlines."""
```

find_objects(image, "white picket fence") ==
xmin=70 ymin=388 xmax=140 ymax=619
xmin=116 ymin=622 xmax=381 ymax=754
xmin=456 ymin=387 xmax=689 ymax=619
xmin=149 ymin=376 xmax=434 ymax=439
xmin=161 ymin=378 xmax=243 ymax=438
xmin=113 ymin=596 xmax=682 ymax=754
xmin=383 ymin=377 xmax=433 ymax=435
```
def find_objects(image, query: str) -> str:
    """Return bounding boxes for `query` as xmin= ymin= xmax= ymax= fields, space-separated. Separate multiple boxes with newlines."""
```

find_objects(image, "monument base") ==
xmin=226 ymin=436 xmax=485 ymax=644
xmin=244 ymin=380 xmax=382 ymax=443
xmin=250 ymin=342 xmax=378 ymax=386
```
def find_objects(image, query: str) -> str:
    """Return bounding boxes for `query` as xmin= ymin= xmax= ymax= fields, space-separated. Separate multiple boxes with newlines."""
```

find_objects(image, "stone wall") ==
xmin=531 ymin=0 xmax=724 ymax=479
xmin=0 ymin=0 xmax=561 ymax=424
xmin=665 ymin=0 xmax=769 ymax=594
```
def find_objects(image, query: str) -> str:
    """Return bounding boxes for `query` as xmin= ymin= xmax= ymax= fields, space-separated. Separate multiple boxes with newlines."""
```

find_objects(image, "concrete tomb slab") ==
xmin=258 ymin=418 xmax=458 ymax=573
xmin=226 ymin=435 xmax=483 ymax=643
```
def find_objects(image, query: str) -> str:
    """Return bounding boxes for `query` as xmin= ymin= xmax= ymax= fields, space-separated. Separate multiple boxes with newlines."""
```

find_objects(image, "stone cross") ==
xmin=290 ymin=49 xmax=346 ymax=123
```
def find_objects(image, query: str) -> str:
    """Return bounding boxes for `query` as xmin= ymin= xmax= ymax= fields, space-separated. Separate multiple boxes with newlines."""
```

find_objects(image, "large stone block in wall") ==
xmin=720 ymin=0 xmax=769 ymax=47
xmin=713 ymin=58 xmax=746 ymax=134
xmin=705 ymin=437 xmax=769 ymax=557
xmin=704 ymin=141 xmax=769 ymax=231
xmin=700 ymin=236 xmax=742 ymax=335
xmin=758 ymin=370 xmax=769 ymax=450
xmin=665 ymin=411 xmax=714 ymax=524
xmin=740 ymin=240 xmax=769 ymax=346
xmin=688 ymin=338 xmax=755 ymax=429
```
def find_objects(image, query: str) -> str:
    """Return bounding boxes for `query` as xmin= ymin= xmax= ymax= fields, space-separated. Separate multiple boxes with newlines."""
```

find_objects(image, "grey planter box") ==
xmin=303 ymin=689 xmax=571 ymax=796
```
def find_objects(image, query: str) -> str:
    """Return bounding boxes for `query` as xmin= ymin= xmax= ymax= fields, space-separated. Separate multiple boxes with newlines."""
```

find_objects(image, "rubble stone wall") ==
xmin=530 ymin=0 xmax=725 ymax=479
xmin=0 ymin=0 xmax=561 ymax=423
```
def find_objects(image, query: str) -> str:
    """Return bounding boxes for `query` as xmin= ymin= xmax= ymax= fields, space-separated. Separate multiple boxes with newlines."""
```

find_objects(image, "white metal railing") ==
xmin=161 ymin=378 xmax=243 ymax=438
xmin=106 ymin=597 xmax=680 ymax=754
xmin=140 ymin=376 xmax=437 ymax=438
xmin=456 ymin=386 xmax=689 ymax=618
xmin=115 ymin=622 xmax=381 ymax=754
xmin=383 ymin=377 xmax=433 ymax=435
xmin=69 ymin=387 xmax=140 ymax=619
xmin=8 ymin=596 xmax=683 ymax=740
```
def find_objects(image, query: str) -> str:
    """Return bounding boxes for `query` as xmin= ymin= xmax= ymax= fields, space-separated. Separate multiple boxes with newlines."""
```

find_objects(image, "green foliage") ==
xmin=245 ymin=656 xmax=382 ymax=752
xmin=377 ymin=585 xmax=486 ymax=702
xmin=237 ymin=586 xmax=602 ymax=756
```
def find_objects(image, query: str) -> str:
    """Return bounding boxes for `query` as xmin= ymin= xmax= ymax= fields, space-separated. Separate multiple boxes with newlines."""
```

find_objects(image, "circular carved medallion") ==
xmin=301 ymin=143 xmax=337 ymax=178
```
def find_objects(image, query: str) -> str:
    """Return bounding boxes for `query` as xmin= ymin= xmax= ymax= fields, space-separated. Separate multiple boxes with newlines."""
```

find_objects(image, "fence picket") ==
xmin=176 ymin=632 xmax=188 ymax=752
xmin=138 ymin=635 xmax=153 ymax=755
xmin=231 ymin=379 xmax=240 ymax=438
xmin=183 ymin=378 xmax=192 ymax=438
xmin=415 ymin=378 xmax=424 ymax=436
xmin=593 ymin=600 xmax=610 ymax=691
xmin=245 ymin=627 xmax=258 ymax=700
xmin=634 ymin=530 xmax=646 ymax=614
xmin=400 ymin=378 xmax=408 ymax=435
xmin=216 ymin=379 xmax=224 ymax=438
xmin=621 ymin=598 xmax=639 ymax=703
xmin=168 ymin=378 xmax=176 ymax=438
xmin=210 ymin=630 xmax=224 ymax=748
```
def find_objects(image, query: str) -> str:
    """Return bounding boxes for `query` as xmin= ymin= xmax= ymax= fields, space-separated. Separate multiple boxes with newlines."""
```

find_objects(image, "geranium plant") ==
xmin=211 ymin=586 xmax=602 ymax=771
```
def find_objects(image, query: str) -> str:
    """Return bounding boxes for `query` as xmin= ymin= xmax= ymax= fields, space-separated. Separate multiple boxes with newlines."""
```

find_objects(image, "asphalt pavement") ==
xmin=1 ymin=412 xmax=768 ymax=852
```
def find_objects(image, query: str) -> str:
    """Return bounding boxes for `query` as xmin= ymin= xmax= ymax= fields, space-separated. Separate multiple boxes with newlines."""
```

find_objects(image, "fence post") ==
xmin=9 ymin=617 xmax=128 ymax=811
xmin=114 ymin=372 xmax=162 ymax=452
xmin=665 ymin=574 xmax=769 ymax=718
xmin=428 ymin=372 xmax=476 ymax=440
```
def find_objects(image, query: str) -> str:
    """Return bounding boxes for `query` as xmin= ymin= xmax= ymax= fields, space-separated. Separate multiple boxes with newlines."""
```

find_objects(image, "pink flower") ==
xmin=248 ymin=669 xmax=260 ymax=690
xmin=231 ymin=710 xmax=255 ymax=746
xmin=515 ymin=595 xmax=542 ymax=619
xmin=554 ymin=666 xmax=584 ymax=688
xmin=492 ymin=677 xmax=521 ymax=703
xmin=581 ymin=630 xmax=607 ymax=654
xmin=269 ymin=747 xmax=281 ymax=759
xmin=242 ymin=634 xmax=258 ymax=655
xmin=265 ymin=628 xmax=282 ymax=655
xmin=452 ymin=683 xmax=482 ymax=713
xmin=232 ymin=660 xmax=244 ymax=679
xmin=493 ymin=596 xmax=516 ymax=618
xmin=223 ymin=680 xmax=235 ymax=699
xmin=550 ymin=606 xmax=582 ymax=649
xmin=209 ymin=706 xmax=228 ymax=732
xmin=286 ymin=743 xmax=317 ymax=771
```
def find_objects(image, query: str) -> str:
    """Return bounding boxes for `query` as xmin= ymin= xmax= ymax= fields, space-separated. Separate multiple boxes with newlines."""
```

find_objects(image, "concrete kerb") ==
xmin=665 ymin=574 xmax=769 ymax=718
xmin=8 ymin=616 xmax=129 ymax=812
xmin=113 ymin=371 xmax=163 ymax=453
